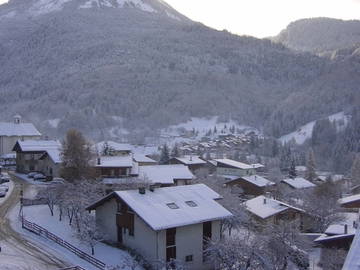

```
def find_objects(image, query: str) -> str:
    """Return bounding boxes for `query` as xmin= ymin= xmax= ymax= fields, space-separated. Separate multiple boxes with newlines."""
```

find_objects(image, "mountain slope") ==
xmin=273 ymin=18 xmax=360 ymax=54
xmin=0 ymin=2 xmax=358 ymax=140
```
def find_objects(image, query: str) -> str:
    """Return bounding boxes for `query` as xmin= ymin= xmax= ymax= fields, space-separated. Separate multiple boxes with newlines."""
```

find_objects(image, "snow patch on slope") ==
xmin=79 ymin=0 xmax=156 ymax=13
xmin=28 ymin=0 xmax=73 ymax=16
xmin=280 ymin=111 xmax=350 ymax=145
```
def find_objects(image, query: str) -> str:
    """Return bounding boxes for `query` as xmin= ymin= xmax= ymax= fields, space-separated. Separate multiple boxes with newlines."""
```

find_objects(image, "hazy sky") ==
xmin=0 ymin=0 xmax=359 ymax=37
xmin=164 ymin=0 xmax=360 ymax=37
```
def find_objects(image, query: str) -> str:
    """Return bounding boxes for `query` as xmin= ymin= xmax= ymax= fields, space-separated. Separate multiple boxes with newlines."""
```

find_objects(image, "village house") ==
xmin=281 ymin=177 xmax=316 ymax=190
xmin=95 ymin=141 xmax=132 ymax=156
xmin=95 ymin=155 xmax=136 ymax=178
xmin=225 ymin=174 xmax=275 ymax=196
xmin=138 ymin=164 xmax=194 ymax=187
xmin=214 ymin=158 xmax=256 ymax=177
xmin=38 ymin=148 xmax=62 ymax=180
xmin=169 ymin=155 xmax=207 ymax=172
xmin=244 ymin=195 xmax=305 ymax=228
xmin=13 ymin=140 xmax=61 ymax=175
xmin=0 ymin=115 xmax=41 ymax=156
xmin=132 ymin=153 xmax=157 ymax=166
xmin=339 ymin=194 xmax=360 ymax=209
xmin=86 ymin=184 xmax=232 ymax=270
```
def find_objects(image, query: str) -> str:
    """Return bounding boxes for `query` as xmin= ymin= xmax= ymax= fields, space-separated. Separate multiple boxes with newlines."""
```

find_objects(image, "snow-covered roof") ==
xmin=251 ymin=163 xmax=265 ymax=169
xmin=339 ymin=194 xmax=360 ymax=206
xmin=214 ymin=159 xmax=253 ymax=170
xmin=282 ymin=177 xmax=316 ymax=189
xmin=0 ymin=122 xmax=41 ymax=137
xmin=245 ymin=195 xmax=304 ymax=219
xmin=95 ymin=141 xmax=132 ymax=153
xmin=42 ymin=148 xmax=62 ymax=164
xmin=240 ymin=175 xmax=275 ymax=188
xmin=132 ymin=154 xmax=156 ymax=164
xmin=314 ymin=222 xmax=357 ymax=244
xmin=14 ymin=140 xmax=61 ymax=152
xmin=96 ymin=155 xmax=133 ymax=168
xmin=139 ymin=164 xmax=194 ymax=185
xmin=173 ymin=156 xmax=207 ymax=165
xmin=113 ymin=184 xmax=232 ymax=230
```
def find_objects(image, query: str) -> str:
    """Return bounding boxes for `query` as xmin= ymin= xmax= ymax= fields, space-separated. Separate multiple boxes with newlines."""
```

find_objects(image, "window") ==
xmin=167 ymin=203 xmax=179 ymax=209
xmin=185 ymin=255 xmax=193 ymax=262
xmin=185 ymin=201 xmax=197 ymax=207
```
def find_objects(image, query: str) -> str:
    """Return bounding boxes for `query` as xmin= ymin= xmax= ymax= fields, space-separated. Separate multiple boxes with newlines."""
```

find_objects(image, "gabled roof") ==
xmin=244 ymin=195 xmax=304 ymax=219
xmin=0 ymin=122 xmax=41 ymax=137
xmin=87 ymin=184 xmax=232 ymax=231
xmin=173 ymin=155 xmax=207 ymax=165
xmin=95 ymin=141 xmax=132 ymax=153
xmin=282 ymin=177 xmax=316 ymax=189
xmin=314 ymin=222 xmax=356 ymax=244
xmin=96 ymin=155 xmax=133 ymax=168
xmin=251 ymin=163 xmax=265 ymax=169
xmin=133 ymin=154 xmax=156 ymax=164
xmin=214 ymin=159 xmax=253 ymax=170
xmin=40 ymin=148 xmax=62 ymax=164
xmin=13 ymin=140 xmax=61 ymax=153
xmin=139 ymin=164 xmax=194 ymax=185
xmin=239 ymin=175 xmax=275 ymax=188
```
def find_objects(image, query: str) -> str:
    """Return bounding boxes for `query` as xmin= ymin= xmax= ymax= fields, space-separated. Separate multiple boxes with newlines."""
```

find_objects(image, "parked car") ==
xmin=33 ymin=173 xmax=46 ymax=181
xmin=27 ymin=172 xmax=38 ymax=178
xmin=0 ymin=174 xmax=10 ymax=183
xmin=0 ymin=189 xmax=6 ymax=197
xmin=0 ymin=184 xmax=9 ymax=192
xmin=52 ymin=177 xmax=65 ymax=184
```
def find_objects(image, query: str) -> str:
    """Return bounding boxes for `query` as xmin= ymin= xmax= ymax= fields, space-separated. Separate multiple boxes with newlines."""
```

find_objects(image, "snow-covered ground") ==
xmin=280 ymin=111 xmax=350 ymax=145
xmin=18 ymin=204 xmax=140 ymax=269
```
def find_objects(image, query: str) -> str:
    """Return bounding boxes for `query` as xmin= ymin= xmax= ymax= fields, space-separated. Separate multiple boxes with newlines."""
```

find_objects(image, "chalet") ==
xmin=139 ymin=164 xmax=194 ymax=186
xmin=214 ymin=158 xmax=256 ymax=177
xmin=169 ymin=156 xmax=207 ymax=172
xmin=13 ymin=140 xmax=61 ymax=174
xmin=95 ymin=141 xmax=132 ymax=156
xmin=225 ymin=175 xmax=275 ymax=196
xmin=244 ymin=195 xmax=305 ymax=227
xmin=281 ymin=177 xmax=316 ymax=190
xmin=314 ymin=222 xmax=357 ymax=250
xmin=339 ymin=194 xmax=360 ymax=209
xmin=95 ymin=156 xmax=136 ymax=178
xmin=0 ymin=115 xmax=41 ymax=156
xmin=86 ymin=184 xmax=232 ymax=270
xmin=132 ymin=154 xmax=157 ymax=166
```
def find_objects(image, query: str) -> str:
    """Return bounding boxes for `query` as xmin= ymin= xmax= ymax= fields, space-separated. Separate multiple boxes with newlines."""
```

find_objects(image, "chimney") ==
xmin=344 ymin=224 xmax=348 ymax=234
xmin=97 ymin=157 xmax=101 ymax=165
xmin=139 ymin=187 xmax=146 ymax=195
xmin=190 ymin=155 xmax=192 ymax=161
xmin=14 ymin=114 xmax=21 ymax=124
xmin=263 ymin=197 xmax=267 ymax=204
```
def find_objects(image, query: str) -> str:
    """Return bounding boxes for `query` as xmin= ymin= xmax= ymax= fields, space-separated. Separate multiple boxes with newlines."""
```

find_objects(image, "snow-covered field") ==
xmin=18 ymin=204 xmax=140 ymax=270
xmin=280 ymin=111 xmax=350 ymax=145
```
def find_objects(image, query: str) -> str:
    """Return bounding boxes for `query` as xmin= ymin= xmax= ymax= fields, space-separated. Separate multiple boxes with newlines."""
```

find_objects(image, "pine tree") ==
xmin=306 ymin=148 xmax=317 ymax=181
xmin=288 ymin=159 xmax=297 ymax=179
xmin=159 ymin=144 xmax=170 ymax=164
xmin=351 ymin=154 xmax=360 ymax=185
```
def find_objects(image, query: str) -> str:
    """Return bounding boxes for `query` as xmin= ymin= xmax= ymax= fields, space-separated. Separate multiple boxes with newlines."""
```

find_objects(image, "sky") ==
xmin=0 ymin=0 xmax=359 ymax=37
xmin=164 ymin=0 xmax=360 ymax=37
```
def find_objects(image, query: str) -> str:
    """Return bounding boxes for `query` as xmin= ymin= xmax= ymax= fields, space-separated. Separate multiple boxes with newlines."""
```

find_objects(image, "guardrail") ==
xmin=22 ymin=218 xmax=106 ymax=270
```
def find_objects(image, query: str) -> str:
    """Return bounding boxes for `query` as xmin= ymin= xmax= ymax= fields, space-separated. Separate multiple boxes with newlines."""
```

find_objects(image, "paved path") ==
xmin=0 ymin=174 xmax=67 ymax=270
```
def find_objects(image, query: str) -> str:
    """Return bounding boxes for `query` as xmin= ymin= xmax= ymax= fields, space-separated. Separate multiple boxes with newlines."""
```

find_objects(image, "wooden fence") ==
xmin=22 ymin=218 xmax=106 ymax=270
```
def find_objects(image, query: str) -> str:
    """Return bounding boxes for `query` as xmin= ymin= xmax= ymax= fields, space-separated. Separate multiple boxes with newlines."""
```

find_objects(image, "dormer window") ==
xmin=167 ymin=203 xmax=179 ymax=209
xmin=185 ymin=201 xmax=197 ymax=207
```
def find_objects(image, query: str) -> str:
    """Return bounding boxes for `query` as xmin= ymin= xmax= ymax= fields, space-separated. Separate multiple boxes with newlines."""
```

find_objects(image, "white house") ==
xmin=214 ymin=158 xmax=256 ymax=177
xmin=86 ymin=184 xmax=232 ymax=270
xmin=169 ymin=156 xmax=207 ymax=172
xmin=0 ymin=115 xmax=41 ymax=156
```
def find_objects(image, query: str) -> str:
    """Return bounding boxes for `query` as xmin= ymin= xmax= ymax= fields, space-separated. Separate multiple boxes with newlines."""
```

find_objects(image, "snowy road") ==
xmin=0 ymin=174 xmax=67 ymax=270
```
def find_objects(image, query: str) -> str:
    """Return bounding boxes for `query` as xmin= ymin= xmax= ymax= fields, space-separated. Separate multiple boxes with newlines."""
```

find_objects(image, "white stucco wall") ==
xmin=217 ymin=167 xmax=255 ymax=177
xmin=0 ymin=135 xmax=40 ymax=156
xmin=95 ymin=198 xmax=118 ymax=242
